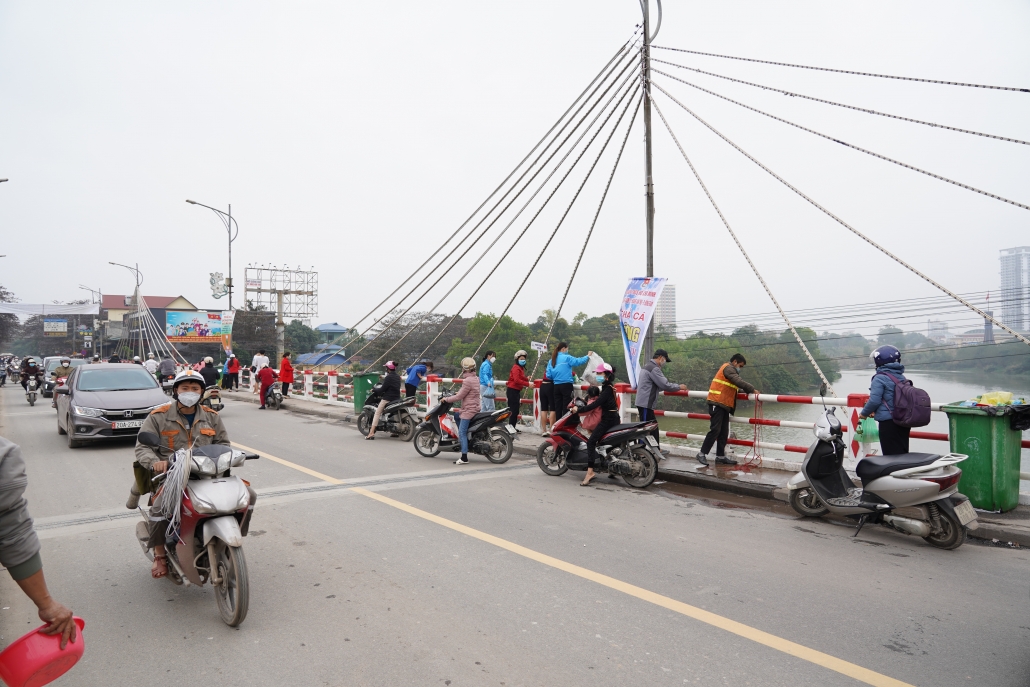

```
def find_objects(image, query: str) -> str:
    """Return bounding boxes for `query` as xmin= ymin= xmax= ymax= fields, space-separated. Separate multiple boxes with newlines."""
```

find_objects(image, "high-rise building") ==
xmin=1000 ymin=246 xmax=1030 ymax=331
xmin=654 ymin=284 xmax=676 ymax=333
xmin=927 ymin=319 xmax=949 ymax=343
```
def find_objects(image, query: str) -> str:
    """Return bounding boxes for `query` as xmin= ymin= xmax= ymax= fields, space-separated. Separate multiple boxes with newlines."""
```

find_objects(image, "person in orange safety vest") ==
xmin=697 ymin=353 xmax=758 ymax=467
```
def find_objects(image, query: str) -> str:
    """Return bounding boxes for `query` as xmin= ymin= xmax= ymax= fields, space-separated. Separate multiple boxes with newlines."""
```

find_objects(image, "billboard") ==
xmin=619 ymin=277 xmax=667 ymax=388
xmin=166 ymin=311 xmax=222 ymax=342
xmin=220 ymin=310 xmax=235 ymax=354
xmin=43 ymin=318 xmax=68 ymax=338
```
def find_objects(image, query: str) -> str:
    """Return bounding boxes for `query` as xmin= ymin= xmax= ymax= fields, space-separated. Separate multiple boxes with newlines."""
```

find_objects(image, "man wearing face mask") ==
xmin=479 ymin=351 xmax=497 ymax=411
xmin=505 ymin=350 xmax=531 ymax=431
xmin=132 ymin=369 xmax=234 ymax=579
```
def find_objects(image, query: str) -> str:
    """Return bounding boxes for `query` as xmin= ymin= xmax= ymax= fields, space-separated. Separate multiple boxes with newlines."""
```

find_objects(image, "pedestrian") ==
xmin=256 ymin=364 xmax=277 ymax=409
xmin=505 ymin=350 xmax=531 ymax=431
xmin=570 ymin=363 xmax=621 ymax=486
xmin=0 ymin=437 xmax=77 ymax=649
xmin=251 ymin=349 xmax=269 ymax=395
xmin=443 ymin=357 xmax=480 ymax=464
xmin=697 ymin=353 xmax=758 ymax=467
xmin=227 ymin=354 xmax=240 ymax=390
xmin=479 ymin=351 xmax=496 ymax=411
xmin=404 ymin=360 xmax=433 ymax=398
xmin=546 ymin=342 xmax=593 ymax=419
xmin=366 ymin=361 xmax=402 ymax=439
xmin=220 ymin=356 xmax=231 ymax=389
xmin=859 ymin=345 xmax=910 ymax=455
xmin=279 ymin=352 xmax=294 ymax=397
xmin=635 ymin=349 xmax=687 ymax=453
xmin=539 ymin=369 xmax=554 ymax=436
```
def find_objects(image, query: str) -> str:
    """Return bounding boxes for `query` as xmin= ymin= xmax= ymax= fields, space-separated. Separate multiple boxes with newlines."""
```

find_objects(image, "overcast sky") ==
xmin=2 ymin=1 xmax=1028 ymax=338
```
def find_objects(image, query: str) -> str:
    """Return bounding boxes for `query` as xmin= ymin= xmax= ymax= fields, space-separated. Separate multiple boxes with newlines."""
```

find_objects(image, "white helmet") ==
xmin=133 ymin=356 xmax=141 ymax=361
xmin=204 ymin=356 xmax=214 ymax=364
xmin=171 ymin=368 xmax=207 ymax=395
xmin=813 ymin=408 xmax=843 ymax=441
xmin=148 ymin=353 xmax=155 ymax=359
xmin=514 ymin=350 xmax=528 ymax=359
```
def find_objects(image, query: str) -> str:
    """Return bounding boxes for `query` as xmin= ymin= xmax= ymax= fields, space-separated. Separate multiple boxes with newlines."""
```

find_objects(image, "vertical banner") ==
xmin=619 ymin=277 xmax=667 ymax=388
xmin=220 ymin=310 xmax=235 ymax=355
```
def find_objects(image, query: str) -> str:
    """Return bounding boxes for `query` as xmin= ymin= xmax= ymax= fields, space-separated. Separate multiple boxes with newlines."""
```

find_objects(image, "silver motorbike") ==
xmin=787 ymin=405 xmax=978 ymax=550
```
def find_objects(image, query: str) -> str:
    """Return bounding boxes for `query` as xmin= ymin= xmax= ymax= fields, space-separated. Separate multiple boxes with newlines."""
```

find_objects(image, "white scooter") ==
xmin=787 ymin=391 xmax=978 ymax=550
xmin=25 ymin=377 xmax=38 ymax=406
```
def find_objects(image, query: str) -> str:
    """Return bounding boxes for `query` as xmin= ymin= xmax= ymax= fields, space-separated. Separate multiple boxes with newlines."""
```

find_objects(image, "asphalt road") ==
xmin=1 ymin=385 xmax=1028 ymax=687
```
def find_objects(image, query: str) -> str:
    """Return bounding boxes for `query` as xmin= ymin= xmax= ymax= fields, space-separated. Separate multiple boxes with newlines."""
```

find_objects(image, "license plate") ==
xmin=504 ymin=425 xmax=516 ymax=434
xmin=953 ymin=500 xmax=977 ymax=526
xmin=645 ymin=435 xmax=658 ymax=447
xmin=112 ymin=420 xmax=144 ymax=429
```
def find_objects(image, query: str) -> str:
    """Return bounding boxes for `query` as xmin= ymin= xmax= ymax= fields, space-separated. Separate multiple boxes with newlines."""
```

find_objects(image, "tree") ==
xmin=0 ymin=285 xmax=17 ymax=348
xmin=284 ymin=319 xmax=319 ymax=355
xmin=877 ymin=326 xmax=904 ymax=348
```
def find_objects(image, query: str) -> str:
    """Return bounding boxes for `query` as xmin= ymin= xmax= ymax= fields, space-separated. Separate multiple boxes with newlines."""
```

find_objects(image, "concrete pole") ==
xmin=275 ymin=291 xmax=285 ymax=363
xmin=641 ymin=5 xmax=656 ymax=362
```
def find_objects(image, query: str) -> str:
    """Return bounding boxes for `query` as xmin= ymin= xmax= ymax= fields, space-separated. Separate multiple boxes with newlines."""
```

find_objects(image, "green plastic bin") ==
xmin=351 ymin=373 xmax=380 ymax=411
xmin=942 ymin=404 xmax=1022 ymax=512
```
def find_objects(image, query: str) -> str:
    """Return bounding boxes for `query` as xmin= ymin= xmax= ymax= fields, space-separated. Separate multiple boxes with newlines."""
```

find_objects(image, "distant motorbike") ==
xmin=135 ymin=431 xmax=259 ymax=626
xmin=23 ymin=375 xmax=40 ymax=406
xmin=358 ymin=384 xmax=418 ymax=440
xmin=413 ymin=400 xmax=514 ymax=462
xmin=536 ymin=398 xmax=660 ymax=488
xmin=202 ymin=385 xmax=224 ymax=412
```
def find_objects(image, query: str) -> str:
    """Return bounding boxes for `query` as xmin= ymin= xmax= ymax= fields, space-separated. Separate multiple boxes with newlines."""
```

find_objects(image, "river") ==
xmin=654 ymin=368 xmax=1030 ymax=489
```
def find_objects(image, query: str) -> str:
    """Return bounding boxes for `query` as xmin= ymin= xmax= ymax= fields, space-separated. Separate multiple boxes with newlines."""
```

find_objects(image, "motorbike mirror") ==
xmin=818 ymin=382 xmax=827 ymax=397
xmin=55 ymin=387 xmax=70 ymax=395
xmin=137 ymin=431 xmax=160 ymax=448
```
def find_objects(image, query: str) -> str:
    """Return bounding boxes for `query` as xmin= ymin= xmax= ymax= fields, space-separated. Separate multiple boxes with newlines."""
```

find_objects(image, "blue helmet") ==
xmin=871 ymin=345 xmax=901 ymax=368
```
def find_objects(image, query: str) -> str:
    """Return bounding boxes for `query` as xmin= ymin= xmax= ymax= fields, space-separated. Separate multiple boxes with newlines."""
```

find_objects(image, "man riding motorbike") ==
xmin=50 ymin=357 xmax=75 ymax=408
xmin=20 ymin=358 xmax=42 ymax=391
xmin=144 ymin=353 xmax=159 ymax=375
xmin=199 ymin=356 xmax=219 ymax=388
xmin=131 ymin=369 xmax=254 ymax=579
xmin=157 ymin=353 xmax=176 ymax=384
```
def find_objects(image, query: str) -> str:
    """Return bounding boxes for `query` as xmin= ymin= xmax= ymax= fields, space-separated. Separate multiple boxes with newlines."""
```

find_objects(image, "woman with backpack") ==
xmin=859 ymin=345 xmax=912 ymax=455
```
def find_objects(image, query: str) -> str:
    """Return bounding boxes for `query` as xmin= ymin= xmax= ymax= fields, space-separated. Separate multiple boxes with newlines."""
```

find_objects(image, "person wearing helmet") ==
xmin=443 ymin=357 xmax=480 ymax=464
xmin=143 ymin=353 xmax=158 ymax=375
xmin=256 ymin=363 xmax=278 ymax=409
xmin=157 ymin=353 xmax=176 ymax=384
xmin=479 ymin=351 xmax=497 ymax=411
xmin=132 ymin=355 xmax=142 ymax=365
xmin=19 ymin=357 xmax=42 ymax=391
xmin=859 ymin=345 xmax=910 ymax=455
xmin=505 ymin=350 xmax=531 ymax=431
xmin=91 ymin=355 xmax=101 ymax=364
xmin=199 ymin=356 xmax=218 ymax=388
xmin=366 ymin=361 xmax=402 ymax=439
xmin=404 ymin=359 xmax=434 ymax=399
xmin=49 ymin=358 xmax=75 ymax=408
xmin=133 ymin=368 xmax=232 ymax=579
xmin=570 ymin=363 xmax=621 ymax=486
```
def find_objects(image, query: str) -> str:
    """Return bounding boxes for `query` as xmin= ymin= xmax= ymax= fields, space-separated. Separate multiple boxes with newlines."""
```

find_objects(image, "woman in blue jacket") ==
xmin=859 ymin=345 xmax=909 ymax=455
xmin=545 ymin=342 xmax=593 ymax=418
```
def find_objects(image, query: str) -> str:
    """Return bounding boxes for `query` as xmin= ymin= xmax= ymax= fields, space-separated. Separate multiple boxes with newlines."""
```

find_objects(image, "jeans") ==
xmin=480 ymin=385 xmax=495 ymax=411
xmin=459 ymin=417 xmax=471 ymax=454
xmin=878 ymin=419 xmax=910 ymax=455
xmin=636 ymin=406 xmax=661 ymax=445
xmin=506 ymin=387 xmax=521 ymax=427
xmin=700 ymin=403 xmax=731 ymax=456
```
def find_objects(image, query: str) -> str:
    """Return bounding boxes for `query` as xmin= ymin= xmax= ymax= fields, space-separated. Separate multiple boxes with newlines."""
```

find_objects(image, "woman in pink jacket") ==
xmin=443 ymin=357 xmax=480 ymax=465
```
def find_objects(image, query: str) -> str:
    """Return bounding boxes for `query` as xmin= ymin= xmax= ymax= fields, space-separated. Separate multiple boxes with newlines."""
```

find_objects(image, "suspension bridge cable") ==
xmin=649 ymin=81 xmax=1030 ymax=349
xmin=357 ymin=73 xmax=642 ymax=368
xmin=473 ymin=88 xmax=642 ymax=360
xmin=333 ymin=53 xmax=642 ymax=362
xmin=528 ymin=100 xmax=642 ymax=382
xmin=651 ymin=58 xmax=1030 ymax=146
xmin=648 ymin=91 xmax=837 ymax=396
xmin=335 ymin=30 xmax=643 ymax=342
xmin=650 ymin=45 xmax=1030 ymax=93
xmin=651 ymin=72 xmax=1030 ymax=212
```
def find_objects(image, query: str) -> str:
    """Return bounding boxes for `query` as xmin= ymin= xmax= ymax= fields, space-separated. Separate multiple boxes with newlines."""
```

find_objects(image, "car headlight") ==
xmin=72 ymin=406 xmax=104 ymax=417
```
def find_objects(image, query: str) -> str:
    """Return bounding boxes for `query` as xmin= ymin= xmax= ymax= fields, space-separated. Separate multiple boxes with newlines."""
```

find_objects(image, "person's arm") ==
xmin=860 ymin=375 xmax=884 ymax=418
xmin=133 ymin=413 xmax=167 ymax=471
xmin=444 ymin=380 xmax=471 ymax=403
xmin=15 ymin=569 xmax=76 ymax=649
xmin=568 ymin=353 xmax=591 ymax=367
xmin=723 ymin=365 xmax=757 ymax=395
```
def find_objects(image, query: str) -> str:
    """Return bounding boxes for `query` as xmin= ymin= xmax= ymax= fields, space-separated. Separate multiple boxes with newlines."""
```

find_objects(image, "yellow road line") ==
xmin=230 ymin=441 xmax=346 ymax=485
xmin=351 ymin=486 xmax=915 ymax=687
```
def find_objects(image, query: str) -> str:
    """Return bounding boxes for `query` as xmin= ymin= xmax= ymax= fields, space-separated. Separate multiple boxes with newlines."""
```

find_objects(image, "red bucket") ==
xmin=0 ymin=617 xmax=85 ymax=687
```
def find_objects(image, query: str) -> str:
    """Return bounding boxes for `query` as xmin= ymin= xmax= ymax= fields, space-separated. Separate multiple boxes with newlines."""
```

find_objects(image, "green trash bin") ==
xmin=942 ymin=404 xmax=1022 ymax=512
xmin=351 ymin=373 xmax=380 ymax=411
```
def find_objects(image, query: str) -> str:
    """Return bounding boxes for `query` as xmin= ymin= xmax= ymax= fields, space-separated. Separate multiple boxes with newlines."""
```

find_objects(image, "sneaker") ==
xmin=696 ymin=453 xmax=709 ymax=466
xmin=454 ymin=455 xmax=469 ymax=465
xmin=715 ymin=455 xmax=737 ymax=465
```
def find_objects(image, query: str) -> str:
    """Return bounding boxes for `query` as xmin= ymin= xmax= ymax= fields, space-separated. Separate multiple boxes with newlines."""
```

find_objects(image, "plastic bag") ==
xmin=854 ymin=417 xmax=879 ymax=443
xmin=980 ymin=391 xmax=1014 ymax=406
xmin=581 ymin=352 xmax=607 ymax=387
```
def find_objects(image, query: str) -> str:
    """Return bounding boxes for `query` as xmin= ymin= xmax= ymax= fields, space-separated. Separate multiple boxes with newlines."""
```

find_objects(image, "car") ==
xmin=41 ymin=356 xmax=89 ymax=397
xmin=55 ymin=363 xmax=169 ymax=448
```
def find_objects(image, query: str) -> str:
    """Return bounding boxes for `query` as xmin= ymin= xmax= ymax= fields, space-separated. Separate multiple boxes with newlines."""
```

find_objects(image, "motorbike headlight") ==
xmin=73 ymin=405 xmax=105 ymax=417
xmin=191 ymin=454 xmax=217 ymax=477
xmin=216 ymin=450 xmax=235 ymax=474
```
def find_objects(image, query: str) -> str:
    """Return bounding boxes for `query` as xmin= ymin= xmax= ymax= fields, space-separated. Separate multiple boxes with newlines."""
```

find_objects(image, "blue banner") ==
xmin=619 ymin=277 xmax=667 ymax=388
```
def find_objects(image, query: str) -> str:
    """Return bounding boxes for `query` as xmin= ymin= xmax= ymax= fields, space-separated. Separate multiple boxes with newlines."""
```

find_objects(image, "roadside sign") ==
xmin=531 ymin=341 xmax=548 ymax=353
xmin=43 ymin=318 xmax=68 ymax=337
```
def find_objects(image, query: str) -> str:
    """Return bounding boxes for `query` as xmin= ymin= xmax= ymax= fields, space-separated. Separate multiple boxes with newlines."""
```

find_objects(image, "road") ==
xmin=1 ymin=385 xmax=1027 ymax=686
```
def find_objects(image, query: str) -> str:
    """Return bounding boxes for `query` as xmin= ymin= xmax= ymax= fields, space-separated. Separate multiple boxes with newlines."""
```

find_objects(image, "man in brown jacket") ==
xmin=697 ymin=354 xmax=758 ymax=467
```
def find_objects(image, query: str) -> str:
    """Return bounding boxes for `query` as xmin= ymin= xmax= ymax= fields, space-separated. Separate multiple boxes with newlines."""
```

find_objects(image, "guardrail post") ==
xmin=531 ymin=379 xmax=542 ymax=431
xmin=848 ymin=393 xmax=877 ymax=460
xmin=328 ymin=370 xmax=338 ymax=402
xmin=427 ymin=375 xmax=440 ymax=411
xmin=303 ymin=369 xmax=314 ymax=398
xmin=615 ymin=383 xmax=633 ymax=423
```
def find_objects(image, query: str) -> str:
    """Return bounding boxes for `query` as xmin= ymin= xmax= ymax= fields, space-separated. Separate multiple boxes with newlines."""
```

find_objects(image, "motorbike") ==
xmin=263 ymin=381 xmax=283 ymax=410
xmin=23 ymin=375 xmax=40 ymax=406
xmin=358 ymin=384 xmax=418 ymax=440
xmin=413 ymin=400 xmax=514 ymax=463
xmin=787 ymin=397 xmax=978 ymax=550
xmin=202 ymin=385 xmax=224 ymax=411
xmin=536 ymin=398 xmax=661 ymax=488
xmin=135 ymin=431 xmax=259 ymax=626
xmin=51 ymin=376 xmax=68 ymax=410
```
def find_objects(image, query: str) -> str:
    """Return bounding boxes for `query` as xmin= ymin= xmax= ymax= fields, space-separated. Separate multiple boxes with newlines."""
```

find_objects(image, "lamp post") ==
xmin=186 ymin=200 xmax=239 ymax=310
xmin=79 ymin=285 xmax=103 ymax=358
xmin=110 ymin=262 xmax=143 ymax=358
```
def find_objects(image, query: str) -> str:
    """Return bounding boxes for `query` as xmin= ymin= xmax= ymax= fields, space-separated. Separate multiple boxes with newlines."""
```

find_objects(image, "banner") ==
xmin=43 ymin=318 xmax=68 ymax=338
xmin=220 ymin=310 xmax=235 ymax=355
xmin=618 ymin=277 xmax=667 ymax=388
xmin=0 ymin=303 xmax=99 ymax=315
xmin=166 ymin=311 xmax=222 ymax=343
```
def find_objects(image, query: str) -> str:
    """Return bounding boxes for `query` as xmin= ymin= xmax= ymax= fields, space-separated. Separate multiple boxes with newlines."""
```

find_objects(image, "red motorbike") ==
xmin=535 ymin=398 xmax=661 ymax=488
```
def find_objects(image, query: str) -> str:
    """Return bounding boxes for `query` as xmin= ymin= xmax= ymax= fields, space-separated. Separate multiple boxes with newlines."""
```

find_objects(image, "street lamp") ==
xmin=109 ymin=261 xmax=142 ymax=290
xmin=186 ymin=200 xmax=239 ymax=310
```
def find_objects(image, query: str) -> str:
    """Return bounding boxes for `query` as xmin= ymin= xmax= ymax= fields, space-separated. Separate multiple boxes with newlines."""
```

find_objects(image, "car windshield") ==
xmin=77 ymin=367 xmax=159 ymax=392
xmin=46 ymin=359 xmax=88 ymax=373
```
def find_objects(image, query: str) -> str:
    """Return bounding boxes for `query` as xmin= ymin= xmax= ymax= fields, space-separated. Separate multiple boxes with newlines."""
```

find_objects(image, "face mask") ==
xmin=489 ymin=357 xmax=496 ymax=363
xmin=518 ymin=359 xmax=526 ymax=367
xmin=177 ymin=391 xmax=201 ymax=407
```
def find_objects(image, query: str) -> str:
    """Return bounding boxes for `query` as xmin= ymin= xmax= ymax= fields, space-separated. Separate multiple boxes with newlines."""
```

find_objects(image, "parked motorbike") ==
xmin=202 ymin=385 xmax=224 ymax=411
xmin=135 ymin=431 xmax=259 ymax=626
xmin=264 ymin=382 xmax=283 ymax=410
xmin=358 ymin=384 xmax=418 ymax=440
xmin=787 ymin=399 xmax=978 ymax=550
xmin=413 ymin=400 xmax=514 ymax=462
xmin=536 ymin=399 xmax=660 ymax=488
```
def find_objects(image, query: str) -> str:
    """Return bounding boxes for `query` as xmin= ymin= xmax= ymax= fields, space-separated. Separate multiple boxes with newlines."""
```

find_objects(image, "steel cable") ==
xmin=652 ymin=72 xmax=1030 ymax=212
xmin=651 ymin=45 xmax=1030 ymax=93
xmin=649 ymin=81 xmax=1030 ymax=349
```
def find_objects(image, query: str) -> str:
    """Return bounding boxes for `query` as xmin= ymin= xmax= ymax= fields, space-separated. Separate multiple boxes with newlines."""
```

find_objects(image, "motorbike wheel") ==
xmin=536 ymin=442 xmax=568 ymax=476
xmin=413 ymin=428 xmax=442 ymax=457
xmin=788 ymin=487 xmax=829 ymax=518
xmin=357 ymin=411 xmax=372 ymax=436
xmin=622 ymin=447 xmax=658 ymax=488
xmin=484 ymin=430 xmax=513 ymax=464
xmin=213 ymin=543 xmax=250 ymax=627
xmin=28 ymin=395 xmax=35 ymax=407
xmin=397 ymin=414 xmax=417 ymax=442
xmin=922 ymin=508 xmax=965 ymax=550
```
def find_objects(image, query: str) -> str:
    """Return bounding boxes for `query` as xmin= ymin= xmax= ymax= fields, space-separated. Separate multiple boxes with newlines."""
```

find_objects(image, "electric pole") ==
xmin=641 ymin=0 xmax=657 ymax=361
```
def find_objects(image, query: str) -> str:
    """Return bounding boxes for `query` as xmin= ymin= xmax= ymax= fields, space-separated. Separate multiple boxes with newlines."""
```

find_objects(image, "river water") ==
xmin=654 ymin=368 xmax=1030 ymax=487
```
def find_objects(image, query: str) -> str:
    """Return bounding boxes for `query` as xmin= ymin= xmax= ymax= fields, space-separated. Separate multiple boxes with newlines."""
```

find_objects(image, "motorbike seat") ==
xmin=855 ymin=453 xmax=940 ymax=484
xmin=468 ymin=411 xmax=496 ymax=423
xmin=600 ymin=423 xmax=652 ymax=439
xmin=385 ymin=398 xmax=413 ymax=411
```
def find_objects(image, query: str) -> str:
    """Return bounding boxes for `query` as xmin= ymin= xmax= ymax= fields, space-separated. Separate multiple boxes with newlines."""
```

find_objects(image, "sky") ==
xmin=1 ymin=1 xmax=1028 ymax=340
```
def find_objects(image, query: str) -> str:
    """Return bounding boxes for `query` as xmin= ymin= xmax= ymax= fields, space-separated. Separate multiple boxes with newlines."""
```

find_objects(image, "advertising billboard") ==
xmin=618 ymin=277 xmax=667 ymax=388
xmin=43 ymin=318 xmax=68 ymax=338
xmin=166 ymin=311 xmax=222 ymax=343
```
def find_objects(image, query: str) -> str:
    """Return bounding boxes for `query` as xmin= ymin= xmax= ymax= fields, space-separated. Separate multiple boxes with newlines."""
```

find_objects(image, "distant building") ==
xmin=315 ymin=322 xmax=349 ymax=344
xmin=1000 ymin=246 xmax=1030 ymax=331
xmin=954 ymin=329 xmax=985 ymax=345
xmin=983 ymin=310 xmax=995 ymax=344
xmin=654 ymin=284 xmax=676 ymax=332
xmin=927 ymin=319 xmax=949 ymax=343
